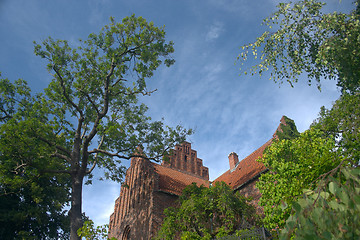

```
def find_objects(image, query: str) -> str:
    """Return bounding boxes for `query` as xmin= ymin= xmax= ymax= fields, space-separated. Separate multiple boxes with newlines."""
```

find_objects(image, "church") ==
xmin=108 ymin=116 xmax=291 ymax=239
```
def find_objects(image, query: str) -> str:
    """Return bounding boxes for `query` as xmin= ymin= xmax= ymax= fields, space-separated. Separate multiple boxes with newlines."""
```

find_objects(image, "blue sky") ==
xmin=0 ymin=0 xmax=354 ymax=226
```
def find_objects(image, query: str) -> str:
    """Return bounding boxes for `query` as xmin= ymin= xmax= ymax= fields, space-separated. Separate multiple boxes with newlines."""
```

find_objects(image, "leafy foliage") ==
xmin=0 ymin=74 xmax=70 ymax=239
xmin=280 ymin=168 xmax=360 ymax=240
xmin=275 ymin=116 xmax=300 ymax=141
xmin=1 ymin=15 xmax=191 ymax=239
xmin=256 ymin=128 xmax=343 ymax=231
xmin=240 ymin=0 xmax=360 ymax=238
xmin=312 ymin=93 xmax=360 ymax=166
xmin=77 ymin=220 xmax=116 ymax=240
xmin=155 ymin=182 xmax=260 ymax=240
xmin=238 ymin=0 xmax=360 ymax=93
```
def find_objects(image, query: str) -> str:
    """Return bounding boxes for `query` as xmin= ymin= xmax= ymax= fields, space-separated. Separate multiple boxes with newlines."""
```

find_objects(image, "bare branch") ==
xmin=55 ymin=127 xmax=63 ymax=136
xmin=11 ymin=161 xmax=28 ymax=175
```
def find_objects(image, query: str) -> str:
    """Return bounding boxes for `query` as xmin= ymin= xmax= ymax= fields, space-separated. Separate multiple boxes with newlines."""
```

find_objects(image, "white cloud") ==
xmin=206 ymin=22 xmax=224 ymax=41
xmin=83 ymin=179 xmax=120 ymax=226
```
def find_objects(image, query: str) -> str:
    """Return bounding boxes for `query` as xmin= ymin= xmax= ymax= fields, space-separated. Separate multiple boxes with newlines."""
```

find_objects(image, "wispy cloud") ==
xmin=206 ymin=22 xmax=224 ymax=41
xmin=83 ymin=177 xmax=121 ymax=226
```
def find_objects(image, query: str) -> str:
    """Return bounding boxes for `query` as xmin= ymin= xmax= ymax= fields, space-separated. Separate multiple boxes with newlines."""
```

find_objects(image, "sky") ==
xmin=0 ymin=0 xmax=355 ymax=227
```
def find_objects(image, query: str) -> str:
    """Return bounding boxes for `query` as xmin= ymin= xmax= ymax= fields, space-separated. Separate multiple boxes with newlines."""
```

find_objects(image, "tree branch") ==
xmin=0 ymin=106 xmax=13 ymax=121
xmin=81 ymin=123 xmax=88 ymax=140
xmin=40 ymin=168 xmax=72 ymax=175
xmin=51 ymin=152 xmax=72 ymax=164
xmin=52 ymin=66 xmax=84 ymax=118
xmin=84 ymin=92 xmax=100 ymax=115
xmin=112 ymin=88 xmax=157 ymax=97
xmin=111 ymin=78 xmax=128 ymax=88
xmin=86 ymin=135 xmax=105 ymax=174
xmin=88 ymin=145 xmax=170 ymax=162
xmin=37 ymin=135 xmax=71 ymax=161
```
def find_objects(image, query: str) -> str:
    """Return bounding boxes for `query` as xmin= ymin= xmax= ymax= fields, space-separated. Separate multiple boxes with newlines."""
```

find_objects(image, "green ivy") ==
xmin=257 ymin=128 xmax=343 ymax=232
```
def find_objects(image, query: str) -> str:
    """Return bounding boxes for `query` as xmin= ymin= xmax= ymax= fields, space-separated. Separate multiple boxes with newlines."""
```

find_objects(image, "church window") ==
xmin=122 ymin=226 xmax=131 ymax=240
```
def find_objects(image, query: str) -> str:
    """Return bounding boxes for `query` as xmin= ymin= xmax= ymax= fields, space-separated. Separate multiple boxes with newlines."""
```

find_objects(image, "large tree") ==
xmin=0 ymin=15 xmax=191 ymax=240
xmin=238 ymin=0 xmax=360 ymax=93
xmin=311 ymin=93 xmax=360 ymax=167
xmin=280 ymin=167 xmax=360 ymax=240
xmin=0 ymin=75 xmax=70 ymax=239
xmin=275 ymin=94 xmax=360 ymax=239
xmin=155 ymin=182 xmax=260 ymax=240
xmin=238 ymin=0 xmax=360 ymax=238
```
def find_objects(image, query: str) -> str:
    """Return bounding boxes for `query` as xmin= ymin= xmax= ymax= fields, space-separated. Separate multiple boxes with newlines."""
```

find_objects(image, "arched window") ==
xmin=122 ymin=225 xmax=130 ymax=240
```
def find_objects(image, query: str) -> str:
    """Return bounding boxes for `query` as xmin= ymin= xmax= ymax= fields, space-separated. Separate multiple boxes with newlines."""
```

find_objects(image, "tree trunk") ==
xmin=69 ymin=173 xmax=84 ymax=240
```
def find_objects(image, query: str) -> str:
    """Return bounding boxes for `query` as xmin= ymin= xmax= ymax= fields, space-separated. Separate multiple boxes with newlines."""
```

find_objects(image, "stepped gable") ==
xmin=155 ymin=141 xmax=210 ymax=195
xmin=108 ymin=116 xmax=295 ymax=238
xmin=108 ymin=141 xmax=210 ymax=239
xmin=153 ymin=163 xmax=210 ymax=196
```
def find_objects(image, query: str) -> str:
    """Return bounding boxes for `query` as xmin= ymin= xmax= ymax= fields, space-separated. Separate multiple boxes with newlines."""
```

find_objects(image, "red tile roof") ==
xmin=153 ymin=163 xmax=210 ymax=196
xmin=214 ymin=139 xmax=272 ymax=189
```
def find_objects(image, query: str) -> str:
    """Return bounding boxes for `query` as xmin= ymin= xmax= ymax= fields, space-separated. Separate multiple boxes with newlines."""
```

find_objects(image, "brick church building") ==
xmin=108 ymin=116 xmax=290 ymax=239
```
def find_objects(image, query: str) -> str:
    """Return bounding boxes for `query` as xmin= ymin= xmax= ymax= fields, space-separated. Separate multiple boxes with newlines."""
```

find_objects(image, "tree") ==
xmin=273 ymin=94 xmax=360 ymax=239
xmin=0 ymin=75 xmax=70 ymax=239
xmin=256 ymin=94 xmax=359 ymax=238
xmin=274 ymin=116 xmax=300 ymax=141
xmin=238 ymin=0 xmax=360 ymax=237
xmin=155 ymin=182 xmax=260 ymax=240
xmin=77 ymin=220 xmax=116 ymax=240
xmin=0 ymin=15 xmax=191 ymax=240
xmin=312 ymin=93 xmax=360 ymax=167
xmin=256 ymin=128 xmax=343 ymax=232
xmin=280 ymin=168 xmax=360 ymax=240
xmin=238 ymin=0 xmax=360 ymax=93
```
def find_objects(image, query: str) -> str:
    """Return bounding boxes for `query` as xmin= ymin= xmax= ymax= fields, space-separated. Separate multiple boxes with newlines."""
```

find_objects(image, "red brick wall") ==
xmin=236 ymin=177 xmax=264 ymax=215
xmin=108 ymin=157 xmax=156 ymax=239
xmin=150 ymin=191 xmax=178 ymax=238
xmin=108 ymin=156 xmax=181 ymax=239
xmin=162 ymin=142 xmax=209 ymax=180
xmin=109 ymin=142 xmax=209 ymax=239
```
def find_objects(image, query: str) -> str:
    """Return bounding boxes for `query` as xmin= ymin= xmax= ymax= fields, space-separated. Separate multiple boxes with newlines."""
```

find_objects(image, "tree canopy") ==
xmin=238 ymin=0 xmax=360 ymax=93
xmin=0 ymin=15 xmax=191 ymax=240
xmin=312 ymin=93 xmax=360 ymax=167
xmin=280 ymin=168 xmax=360 ymax=240
xmin=156 ymin=182 xmax=260 ymax=240
xmin=256 ymin=128 xmax=343 ymax=232
xmin=0 ymin=74 xmax=70 ymax=239
xmin=256 ymin=78 xmax=359 ymax=239
xmin=274 ymin=93 xmax=360 ymax=239
xmin=238 ymin=0 xmax=360 ymax=238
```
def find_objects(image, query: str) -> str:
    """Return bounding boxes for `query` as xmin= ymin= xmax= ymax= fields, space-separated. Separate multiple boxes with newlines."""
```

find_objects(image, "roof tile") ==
xmin=153 ymin=163 xmax=209 ymax=196
xmin=214 ymin=139 xmax=272 ymax=189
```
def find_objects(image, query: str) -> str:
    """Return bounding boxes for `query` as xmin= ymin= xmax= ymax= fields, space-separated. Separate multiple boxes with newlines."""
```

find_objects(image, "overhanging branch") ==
xmin=88 ymin=145 xmax=171 ymax=162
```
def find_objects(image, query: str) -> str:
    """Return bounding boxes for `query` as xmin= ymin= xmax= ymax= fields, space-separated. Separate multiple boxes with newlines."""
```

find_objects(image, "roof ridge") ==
xmin=153 ymin=162 xmax=209 ymax=180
